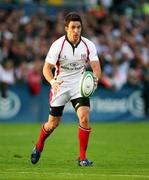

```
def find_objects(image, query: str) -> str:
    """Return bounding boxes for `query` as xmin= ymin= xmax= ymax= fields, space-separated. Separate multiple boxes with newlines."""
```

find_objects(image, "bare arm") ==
xmin=43 ymin=62 xmax=55 ymax=84
xmin=90 ymin=60 xmax=102 ymax=81
xmin=43 ymin=62 xmax=54 ymax=83
xmin=43 ymin=62 xmax=63 ymax=95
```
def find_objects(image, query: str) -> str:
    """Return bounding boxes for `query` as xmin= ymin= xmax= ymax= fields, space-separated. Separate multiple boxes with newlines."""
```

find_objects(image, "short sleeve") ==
xmin=86 ymin=40 xmax=99 ymax=62
xmin=45 ymin=41 xmax=60 ymax=65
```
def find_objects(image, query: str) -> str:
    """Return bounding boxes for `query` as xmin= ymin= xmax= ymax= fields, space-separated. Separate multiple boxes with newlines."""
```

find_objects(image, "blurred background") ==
xmin=0 ymin=0 xmax=149 ymax=123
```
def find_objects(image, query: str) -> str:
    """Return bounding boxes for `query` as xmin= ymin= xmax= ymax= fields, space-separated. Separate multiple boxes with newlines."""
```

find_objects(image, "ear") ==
xmin=65 ymin=26 xmax=68 ymax=32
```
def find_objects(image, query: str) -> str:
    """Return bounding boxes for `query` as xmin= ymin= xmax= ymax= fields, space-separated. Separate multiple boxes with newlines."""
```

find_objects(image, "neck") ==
xmin=72 ymin=40 xmax=79 ymax=46
xmin=66 ymin=35 xmax=80 ymax=46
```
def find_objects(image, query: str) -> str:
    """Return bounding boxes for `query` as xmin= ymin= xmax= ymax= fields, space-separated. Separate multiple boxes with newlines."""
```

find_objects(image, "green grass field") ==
xmin=0 ymin=122 xmax=149 ymax=180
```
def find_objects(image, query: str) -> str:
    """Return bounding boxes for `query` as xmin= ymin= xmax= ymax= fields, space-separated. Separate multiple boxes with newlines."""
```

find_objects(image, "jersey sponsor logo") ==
xmin=70 ymin=62 xmax=78 ymax=67
xmin=0 ymin=91 xmax=21 ymax=119
xmin=60 ymin=61 xmax=85 ymax=71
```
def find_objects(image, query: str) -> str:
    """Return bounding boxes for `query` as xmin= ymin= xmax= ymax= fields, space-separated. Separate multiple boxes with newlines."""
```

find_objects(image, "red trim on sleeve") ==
xmin=55 ymin=38 xmax=66 ymax=77
xmin=81 ymin=38 xmax=90 ymax=62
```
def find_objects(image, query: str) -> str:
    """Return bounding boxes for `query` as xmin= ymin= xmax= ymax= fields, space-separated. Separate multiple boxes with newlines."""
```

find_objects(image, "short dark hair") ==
xmin=64 ymin=12 xmax=82 ymax=27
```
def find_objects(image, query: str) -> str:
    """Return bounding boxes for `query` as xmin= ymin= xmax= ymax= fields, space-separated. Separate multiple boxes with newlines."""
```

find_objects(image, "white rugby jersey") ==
xmin=45 ymin=35 xmax=99 ymax=84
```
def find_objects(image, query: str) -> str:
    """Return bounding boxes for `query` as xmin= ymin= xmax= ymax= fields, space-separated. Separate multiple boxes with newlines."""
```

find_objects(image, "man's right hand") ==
xmin=50 ymin=79 xmax=63 ymax=95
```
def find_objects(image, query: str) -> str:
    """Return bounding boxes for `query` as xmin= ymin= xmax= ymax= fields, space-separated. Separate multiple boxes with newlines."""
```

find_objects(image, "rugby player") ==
xmin=31 ymin=12 xmax=101 ymax=166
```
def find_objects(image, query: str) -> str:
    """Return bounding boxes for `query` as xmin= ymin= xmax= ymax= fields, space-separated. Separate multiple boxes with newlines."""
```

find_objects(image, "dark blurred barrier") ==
xmin=0 ymin=84 xmax=148 ymax=123
xmin=0 ymin=84 xmax=49 ymax=123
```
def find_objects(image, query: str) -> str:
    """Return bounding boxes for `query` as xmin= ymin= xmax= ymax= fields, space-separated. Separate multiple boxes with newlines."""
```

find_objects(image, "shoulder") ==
xmin=48 ymin=36 xmax=65 ymax=55
xmin=81 ymin=36 xmax=96 ymax=52
xmin=81 ymin=36 xmax=96 ymax=47
xmin=51 ymin=36 xmax=65 ymax=47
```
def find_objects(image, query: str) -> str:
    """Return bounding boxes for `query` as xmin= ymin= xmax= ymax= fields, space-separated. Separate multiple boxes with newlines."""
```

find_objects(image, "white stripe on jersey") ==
xmin=45 ymin=35 xmax=99 ymax=84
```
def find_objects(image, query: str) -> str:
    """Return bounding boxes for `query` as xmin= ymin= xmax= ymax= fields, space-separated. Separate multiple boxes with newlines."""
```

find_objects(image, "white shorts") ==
xmin=49 ymin=82 xmax=81 ymax=107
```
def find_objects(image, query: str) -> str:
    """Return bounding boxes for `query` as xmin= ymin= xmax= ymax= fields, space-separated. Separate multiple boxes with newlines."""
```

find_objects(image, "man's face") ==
xmin=65 ymin=21 xmax=82 ymax=44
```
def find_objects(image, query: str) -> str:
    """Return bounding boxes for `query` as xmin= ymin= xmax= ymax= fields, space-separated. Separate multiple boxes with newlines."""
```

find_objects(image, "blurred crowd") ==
xmin=0 ymin=0 xmax=149 ymax=103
